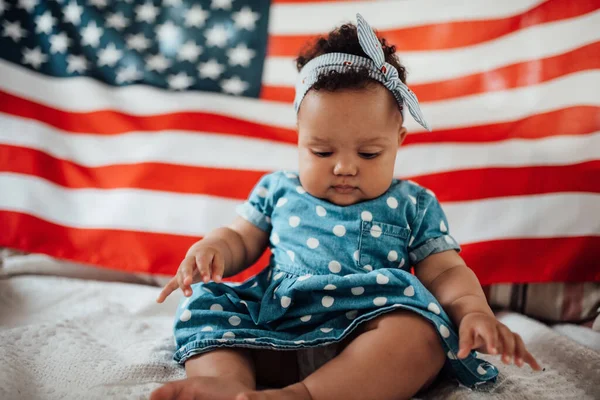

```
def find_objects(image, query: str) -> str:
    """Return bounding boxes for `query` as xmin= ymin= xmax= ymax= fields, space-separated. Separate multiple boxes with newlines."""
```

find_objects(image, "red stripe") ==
xmin=1 ymin=211 xmax=598 ymax=284
xmin=266 ymin=0 xmax=599 ymax=56
xmin=261 ymin=41 xmax=600 ymax=103
xmin=2 ymin=145 xmax=598 ymax=201
xmin=462 ymin=237 xmax=600 ymax=285
xmin=2 ymin=89 xmax=598 ymax=145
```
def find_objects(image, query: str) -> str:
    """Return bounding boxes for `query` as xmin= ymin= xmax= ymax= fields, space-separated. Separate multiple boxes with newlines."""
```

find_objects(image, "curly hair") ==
xmin=295 ymin=23 xmax=407 ymax=92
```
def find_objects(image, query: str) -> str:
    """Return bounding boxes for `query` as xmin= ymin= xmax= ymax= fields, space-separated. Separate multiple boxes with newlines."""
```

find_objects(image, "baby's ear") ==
xmin=398 ymin=126 xmax=408 ymax=146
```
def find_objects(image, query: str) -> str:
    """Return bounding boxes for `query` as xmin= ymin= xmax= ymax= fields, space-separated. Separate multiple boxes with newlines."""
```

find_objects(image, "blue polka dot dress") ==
xmin=173 ymin=171 xmax=498 ymax=388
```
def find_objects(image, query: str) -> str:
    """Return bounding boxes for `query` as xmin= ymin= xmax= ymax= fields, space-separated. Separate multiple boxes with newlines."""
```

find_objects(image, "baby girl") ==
xmin=152 ymin=14 xmax=541 ymax=400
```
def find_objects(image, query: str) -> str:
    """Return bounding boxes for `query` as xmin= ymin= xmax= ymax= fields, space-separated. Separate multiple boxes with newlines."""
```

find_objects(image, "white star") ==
xmin=106 ymin=12 xmax=129 ymax=30
xmin=97 ymin=43 xmax=122 ymax=67
xmin=167 ymin=72 xmax=194 ymax=90
xmin=185 ymin=5 xmax=209 ymax=28
xmin=156 ymin=20 xmax=181 ymax=44
xmin=22 ymin=46 xmax=47 ymax=69
xmin=66 ymin=54 xmax=87 ymax=74
xmin=17 ymin=0 xmax=38 ymax=12
xmin=163 ymin=0 xmax=182 ymax=6
xmin=232 ymin=7 xmax=260 ymax=31
xmin=0 ymin=0 xmax=7 ymax=16
xmin=221 ymin=76 xmax=249 ymax=96
xmin=146 ymin=53 xmax=171 ymax=73
xmin=198 ymin=58 xmax=224 ymax=80
xmin=89 ymin=0 xmax=108 ymax=9
xmin=116 ymin=64 xmax=143 ymax=84
xmin=177 ymin=40 xmax=202 ymax=62
xmin=35 ymin=11 xmax=56 ymax=35
xmin=49 ymin=32 xmax=70 ymax=53
xmin=205 ymin=24 xmax=229 ymax=48
xmin=211 ymin=0 xmax=232 ymax=10
xmin=64 ymin=1 xmax=83 ymax=25
xmin=227 ymin=43 xmax=255 ymax=67
xmin=136 ymin=2 xmax=159 ymax=24
xmin=2 ymin=20 xmax=27 ymax=42
xmin=81 ymin=21 xmax=103 ymax=47
xmin=126 ymin=33 xmax=150 ymax=52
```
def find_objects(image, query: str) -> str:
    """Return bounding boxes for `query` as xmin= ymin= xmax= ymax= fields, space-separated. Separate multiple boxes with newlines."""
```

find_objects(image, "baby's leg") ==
xmin=239 ymin=310 xmax=446 ymax=400
xmin=150 ymin=349 xmax=256 ymax=400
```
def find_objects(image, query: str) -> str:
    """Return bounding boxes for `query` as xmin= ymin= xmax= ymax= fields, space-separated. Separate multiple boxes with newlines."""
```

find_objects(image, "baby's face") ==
xmin=297 ymin=84 xmax=407 ymax=206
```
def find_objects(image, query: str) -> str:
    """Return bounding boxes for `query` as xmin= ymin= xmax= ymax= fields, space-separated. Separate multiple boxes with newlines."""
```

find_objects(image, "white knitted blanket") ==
xmin=0 ymin=275 xmax=598 ymax=400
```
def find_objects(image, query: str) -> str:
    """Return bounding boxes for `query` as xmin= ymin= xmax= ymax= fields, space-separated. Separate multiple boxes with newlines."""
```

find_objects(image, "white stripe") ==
xmin=1 ymin=173 xmax=598 ymax=241
xmin=445 ymin=193 xmax=600 ymax=244
xmin=1 ymin=114 xmax=598 ymax=177
xmin=1 ymin=62 xmax=598 ymax=133
xmin=264 ymin=10 xmax=600 ymax=86
xmin=269 ymin=0 xmax=544 ymax=34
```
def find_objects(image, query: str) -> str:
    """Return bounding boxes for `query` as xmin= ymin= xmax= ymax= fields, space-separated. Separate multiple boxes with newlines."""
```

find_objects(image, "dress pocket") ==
xmin=357 ymin=220 xmax=411 ymax=270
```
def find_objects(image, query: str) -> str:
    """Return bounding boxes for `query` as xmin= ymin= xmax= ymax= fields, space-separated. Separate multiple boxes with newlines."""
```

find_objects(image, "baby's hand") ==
xmin=156 ymin=245 xmax=225 ymax=303
xmin=456 ymin=312 xmax=542 ymax=371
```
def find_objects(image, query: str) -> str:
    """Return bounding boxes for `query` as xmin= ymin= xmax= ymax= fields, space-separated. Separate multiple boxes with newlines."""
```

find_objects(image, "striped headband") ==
xmin=294 ymin=13 xmax=431 ymax=132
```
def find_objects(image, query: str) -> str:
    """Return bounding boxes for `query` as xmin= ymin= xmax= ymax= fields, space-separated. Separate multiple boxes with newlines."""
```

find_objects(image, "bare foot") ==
xmin=236 ymin=382 xmax=312 ymax=400
xmin=150 ymin=376 xmax=253 ymax=400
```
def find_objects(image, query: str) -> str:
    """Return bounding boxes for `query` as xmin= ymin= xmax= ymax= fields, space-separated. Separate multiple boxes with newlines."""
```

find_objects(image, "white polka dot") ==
xmin=477 ymin=365 xmax=487 ymax=375
xmin=228 ymin=316 xmax=242 ymax=326
xmin=426 ymin=189 xmax=436 ymax=197
xmin=322 ymin=296 xmax=335 ymax=308
xmin=307 ymin=237 xmax=319 ymax=249
xmin=240 ymin=300 xmax=248 ymax=307
xmin=333 ymin=225 xmax=346 ymax=237
xmin=294 ymin=340 xmax=305 ymax=344
xmin=408 ymin=195 xmax=417 ymax=205
xmin=444 ymin=235 xmax=454 ymax=244
xmin=370 ymin=225 xmax=382 ymax=238
xmin=324 ymin=284 xmax=337 ymax=290
xmin=300 ymin=315 xmax=311 ymax=322
xmin=271 ymin=232 xmax=280 ymax=245
xmin=289 ymin=216 xmax=301 ymax=227
xmin=428 ymin=303 xmax=441 ymax=315
xmin=251 ymin=282 xmax=258 ymax=288
xmin=281 ymin=296 xmax=292 ymax=308
xmin=201 ymin=326 xmax=213 ymax=332
xmin=409 ymin=236 xmax=415 ymax=246
xmin=286 ymin=173 xmax=297 ymax=179
xmin=403 ymin=286 xmax=415 ymax=297
xmin=320 ymin=328 xmax=333 ymax=333
xmin=245 ymin=338 xmax=257 ymax=342
xmin=179 ymin=309 xmax=191 ymax=322
xmin=351 ymin=287 xmax=365 ymax=296
xmin=276 ymin=198 xmax=288 ymax=207
xmin=296 ymin=186 xmax=306 ymax=194
xmin=223 ymin=331 xmax=236 ymax=339
xmin=316 ymin=205 xmax=327 ymax=217
xmin=387 ymin=250 xmax=398 ymax=261
xmin=353 ymin=250 xmax=359 ymax=261
xmin=210 ymin=304 xmax=223 ymax=312
xmin=286 ymin=250 xmax=295 ymax=262
xmin=346 ymin=310 xmax=358 ymax=320
xmin=398 ymin=258 xmax=405 ymax=268
xmin=363 ymin=265 xmax=373 ymax=272
xmin=387 ymin=197 xmax=398 ymax=209
xmin=328 ymin=260 xmax=341 ymax=273
xmin=256 ymin=187 xmax=268 ymax=198
xmin=297 ymin=274 xmax=312 ymax=281
xmin=376 ymin=273 xmax=389 ymax=285
xmin=439 ymin=325 xmax=450 ymax=338
xmin=361 ymin=211 xmax=373 ymax=221
xmin=373 ymin=297 xmax=387 ymax=306
xmin=447 ymin=351 xmax=456 ymax=360
xmin=440 ymin=220 xmax=448 ymax=233
xmin=203 ymin=287 xmax=213 ymax=294
xmin=180 ymin=297 xmax=191 ymax=309
xmin=273 ymin=271 xmax=284 ymax=280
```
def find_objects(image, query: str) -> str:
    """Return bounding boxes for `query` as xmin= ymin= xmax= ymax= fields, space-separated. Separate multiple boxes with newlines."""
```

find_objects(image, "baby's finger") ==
xmin=212 ymin=251 xmax=225 ymax=283
xmin=156 ymin=277 xmax=178 ymax=303
xmin=458 ymin=328 xmax=475 ymax=359
xmin=178 ymin=256 xmax=195 ymax=296
xmin=499 ymin=325 xmax=516 ymax=364
xmin=475 ymin=322 xmax=499 ymax=355
xmin=513 ymin=333 xmax=527 ymax=367
xmin=522 ymin=347 xmax=543 ymax=371
xmin=195 ymin=251 xmax=214 ymax=283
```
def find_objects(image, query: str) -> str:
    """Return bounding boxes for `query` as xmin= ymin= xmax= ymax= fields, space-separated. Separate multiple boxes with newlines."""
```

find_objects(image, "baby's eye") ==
xmin=359 ymin=152 xmax=380 ymax=159
xmin=312 ymin=151 xmax=333 ymax=158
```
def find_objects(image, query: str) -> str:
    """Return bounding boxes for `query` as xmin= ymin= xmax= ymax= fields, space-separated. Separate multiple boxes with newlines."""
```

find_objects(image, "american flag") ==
xmin=0 ymin=0 xmax=599 ymax=284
